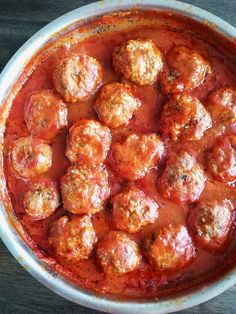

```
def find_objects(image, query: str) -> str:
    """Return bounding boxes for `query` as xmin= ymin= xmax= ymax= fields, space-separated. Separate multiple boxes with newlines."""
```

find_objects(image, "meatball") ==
xmin=160 ymin=94 xmax=212 ymax=141
xmin=110 ymin=133 xmax=164 ymax=181
xmin=96 ymin=231 xmax=141 ymax=275
xmin=23 ymin=180 xmax=60 ymax=220
xmin=9 ymin=137 xmax=52 ymax=179
xmin=94 ymin=83 xmax=141 ymax=128
xmin=112 ymin=185 xmax=159 ymax=233
xmin=60 ymin=164 xmax=109 ymax=215
xmin=49 ymin=215 xmax=97 ymax=261
xmin=159 ymin=152 xmax=206 ymax=203
xmin=24 ymin=89 xmax=68 ymax=140
xmin=112 ymin=39 xmax=163 ymax=85
xmin=206 ymin=87 xmax=236 ymax=124
xmin=161 ymin=45 xmax=211 ymax=94
xmin=144 ymin=225 xmax=195 ymax=271
xmin=188 ymin=200 xmax=232 ymax=252
xmin=207 ymin=135 xmax=236 ymax=183
xmin=53 ymin=54 xmax=102 ymax=102
xmin=66 ymin=119 xmax=111 ymax=164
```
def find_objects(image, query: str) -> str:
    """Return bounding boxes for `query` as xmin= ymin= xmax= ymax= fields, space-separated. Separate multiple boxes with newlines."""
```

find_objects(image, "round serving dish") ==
xmin=0 ymin=1 xmax=236 ymax=313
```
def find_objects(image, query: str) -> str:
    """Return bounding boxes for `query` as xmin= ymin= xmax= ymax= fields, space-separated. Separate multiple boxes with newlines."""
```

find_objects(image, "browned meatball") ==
xmin=188 ymin=200 xmax=232 ymax=252
xmin=161 ymin=45 xmax=211 ymax=94
xmin=23 ymin=180 xmax=60 ymax=220
xmin=113 ymin=39 xmax=163 ymax=85
xmin=144 ymin=225 xmax=195 ymax=271
xmin=9 ymin=137 xmax=52 ymax=179
xmin=206 ymin=87 xmax=236 ymax=124
xmin=53 ymin=54 xmax=102 ymax=102
xmin=207 ymin=135 xmax=236 ymax=183
xmin=66 ymin=119 xmax=111 ymax=164
xmin=110 ymin=133 xmax=164 ymax=181
xmin=112 ymin=185 xmax=159 ymax=233
xmin=49 ymin=215 xmax=97 ymax=261
xmin=60 ymin=164 xmax=109 ymax=215
xmin=94 ymin=83 xmax=141 ymax=128
xmin=97 ymin=231 xmax=141 ymax=275
xmin=24 ymin=90 xmax=68 ymax=140
xmin=160 ymin=94 xmax=212 ymax=141
xmin=159 ymin=152 xmax=206 ymax=203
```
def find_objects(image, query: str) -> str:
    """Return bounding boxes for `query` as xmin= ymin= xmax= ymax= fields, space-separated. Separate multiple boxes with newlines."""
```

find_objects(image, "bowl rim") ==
xmin=1 ymin=1 xmax=236 ymax=313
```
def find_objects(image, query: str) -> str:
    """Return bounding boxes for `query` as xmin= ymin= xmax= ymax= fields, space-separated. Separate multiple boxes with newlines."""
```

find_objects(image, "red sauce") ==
xmin=3 ymin=10 xmax=236 ymax=300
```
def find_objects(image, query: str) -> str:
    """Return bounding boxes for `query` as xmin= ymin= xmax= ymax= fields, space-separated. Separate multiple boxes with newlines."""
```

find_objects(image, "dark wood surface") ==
xmin=1 ymin=0 xmax=236 ymax=313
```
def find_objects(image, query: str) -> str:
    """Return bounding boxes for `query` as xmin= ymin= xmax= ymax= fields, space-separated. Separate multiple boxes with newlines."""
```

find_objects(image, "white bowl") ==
xmin=0 ymin=1 xmax=236 ymax=313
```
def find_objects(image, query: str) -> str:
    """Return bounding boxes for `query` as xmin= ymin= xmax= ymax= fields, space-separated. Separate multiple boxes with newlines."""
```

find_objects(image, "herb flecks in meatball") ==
xmin=206 ymin=87 xmax=236 ymax=124
xmin=161 ymin=45 xmax=211 ymax=94
xmin=60 ymin=164 xmax=109 ymax=215
xmin=9 ymin=137 xmax=52 ymax=179
xmin=53 ymin=54 xmax=102 ymax=102
xmin=113 ymin=39 xmax=163 ymax=85
xmin=207 ymin=135 xmax=236 ymax=183
xmin=95 ymin=82 xmax=141 ymax=128
xmin=160 ymin=94 xmax=212 ymax=141
xmin=49 ymin=215 xmax=97 ymax=261
xmin=110 ymin=133 xmax=164 ymax=181
xmin=24 ymin=89 xmax=68 ymax=140
xmin=188 ymin=200 xmax=232 ymax=252
xmin=23 ymin=180 xmax=60 ymax=220
xmin=159 ymin=152 xmax=206 ymax=203
xmin=97 ymin=231 xmax=141 ymax=275
xmin=112 ymin=185 xmax=159 ymax=233
xmin=144 ymin=225 xmax=195 ymax=271
xmin=66 ymin=119 xmax=111 ymax=165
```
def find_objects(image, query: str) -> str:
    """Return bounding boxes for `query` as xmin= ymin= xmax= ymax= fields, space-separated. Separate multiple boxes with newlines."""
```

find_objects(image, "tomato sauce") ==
xmin=3 ymin=10 xmax=236 ymax=299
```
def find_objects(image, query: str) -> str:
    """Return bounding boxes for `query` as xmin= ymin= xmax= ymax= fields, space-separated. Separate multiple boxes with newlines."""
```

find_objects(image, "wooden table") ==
xmin=0 ymin=0 xmax=236 ymax=313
